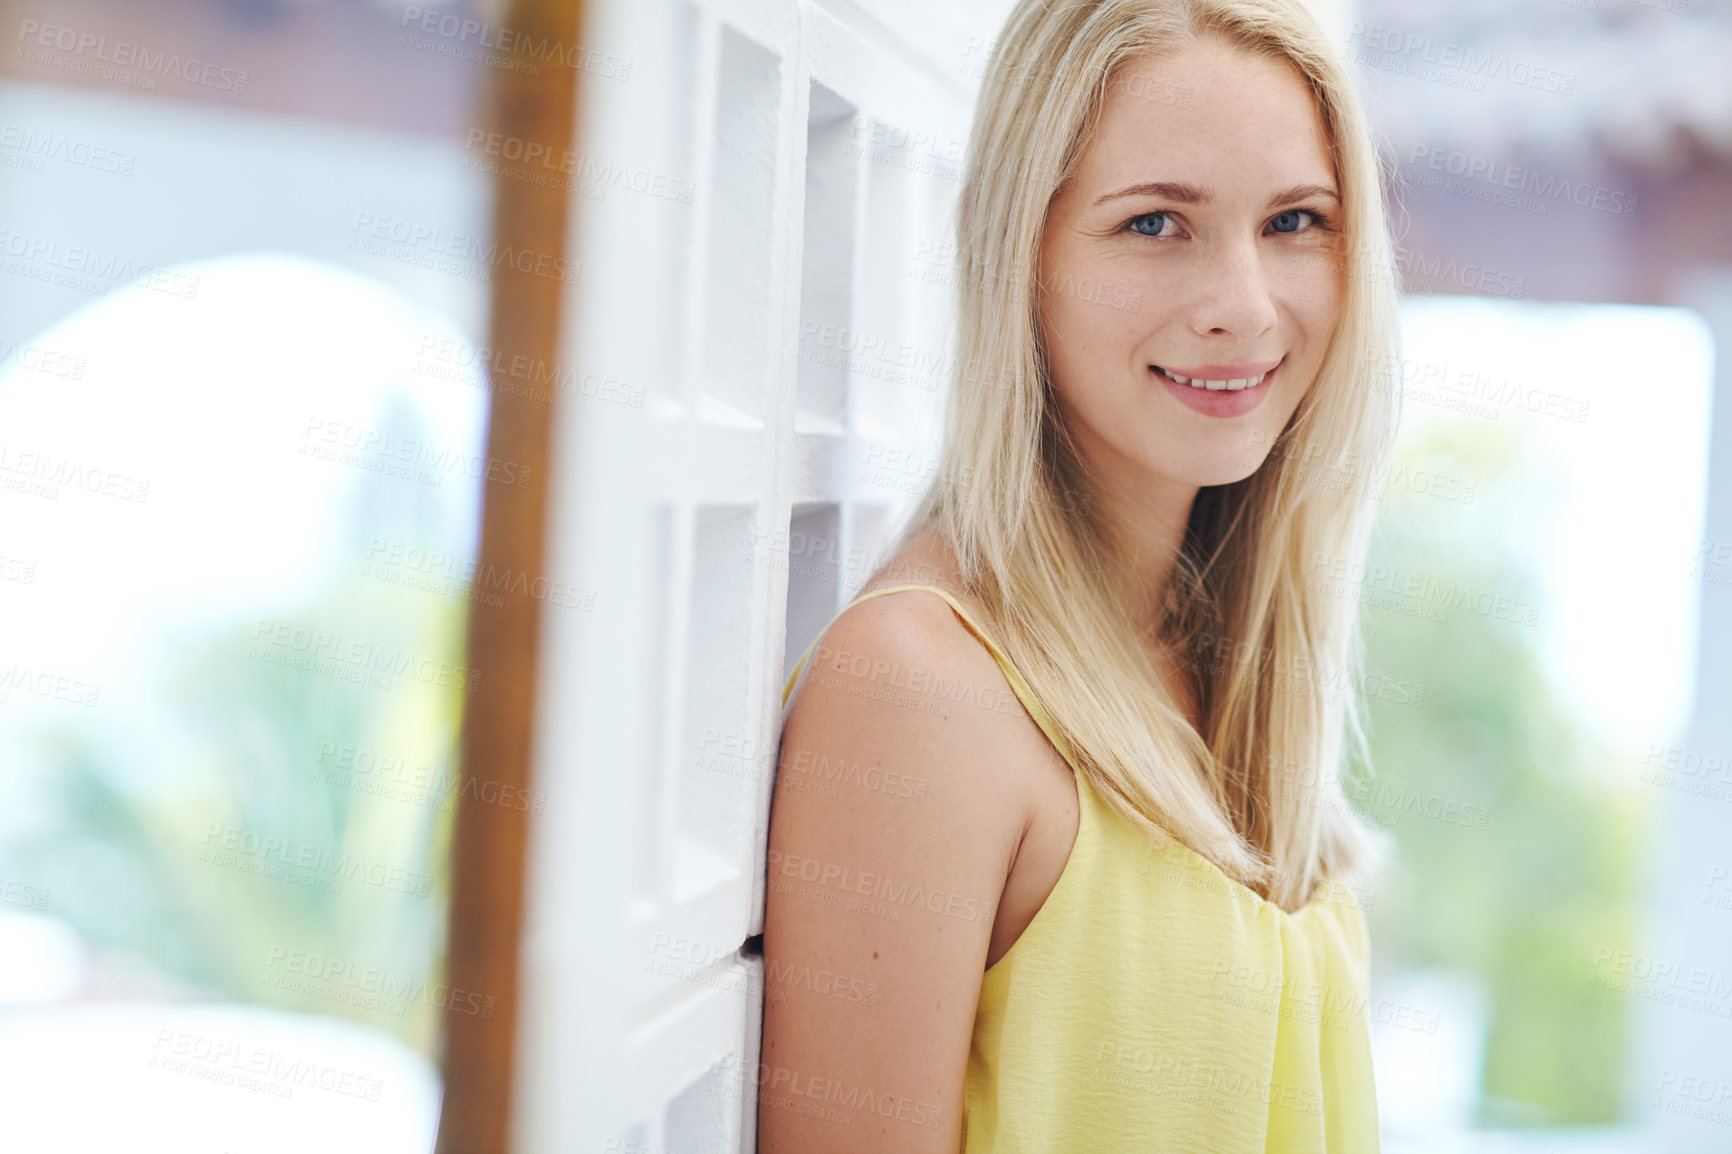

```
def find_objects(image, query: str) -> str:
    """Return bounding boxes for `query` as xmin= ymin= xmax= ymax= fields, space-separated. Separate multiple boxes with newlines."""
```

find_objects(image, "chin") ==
xmin=1158 ymin=444 xmax=1277 ymax=490
xmin=1192 ymin=464 xmax=1266 ymax=489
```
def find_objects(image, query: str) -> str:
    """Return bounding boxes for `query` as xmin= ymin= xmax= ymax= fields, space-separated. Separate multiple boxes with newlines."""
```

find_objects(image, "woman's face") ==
xmin=1037 ymin=37 xmax=1346 ymax=492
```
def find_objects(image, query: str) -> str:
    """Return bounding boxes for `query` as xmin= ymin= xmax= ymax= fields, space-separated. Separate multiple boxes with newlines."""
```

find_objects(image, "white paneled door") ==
xmin=508 ymin=1 xmax=996 ymax=1150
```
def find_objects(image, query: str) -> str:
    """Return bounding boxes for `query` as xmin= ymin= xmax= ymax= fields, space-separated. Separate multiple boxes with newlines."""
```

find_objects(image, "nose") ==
xmin=1187 ymin=236 xmax=1278 ymax=340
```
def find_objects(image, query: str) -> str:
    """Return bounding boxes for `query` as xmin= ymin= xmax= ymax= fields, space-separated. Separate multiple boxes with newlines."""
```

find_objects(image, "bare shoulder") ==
xmin=786 ymin=522 xmax=1007 ymax=742
xmin=783 ymin=549 xmax=1041 ymax=800
xmin=759 ymin=546 xmax=1051 ymax=1151
xmin=780 ymin=573 xmax=1033 ymax=842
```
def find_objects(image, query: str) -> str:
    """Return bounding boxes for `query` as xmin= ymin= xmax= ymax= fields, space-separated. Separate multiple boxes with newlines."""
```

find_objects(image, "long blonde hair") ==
xmin=891 ymin=0 xmax=1403 ymax=910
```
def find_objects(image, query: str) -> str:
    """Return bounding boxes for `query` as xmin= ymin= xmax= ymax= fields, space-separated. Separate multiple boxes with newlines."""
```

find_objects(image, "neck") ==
xmin=1091 ymin=468 xmax=1200 ymax=641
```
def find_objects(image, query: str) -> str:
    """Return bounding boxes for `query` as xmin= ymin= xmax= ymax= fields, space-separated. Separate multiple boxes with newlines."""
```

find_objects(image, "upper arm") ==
xmin=757 ymin=593 xmax=1031 ymax=1153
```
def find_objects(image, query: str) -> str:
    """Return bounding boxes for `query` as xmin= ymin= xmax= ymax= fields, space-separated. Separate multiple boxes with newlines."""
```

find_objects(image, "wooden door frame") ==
xmin=437 ymin=2 xmax=584 ymax=1149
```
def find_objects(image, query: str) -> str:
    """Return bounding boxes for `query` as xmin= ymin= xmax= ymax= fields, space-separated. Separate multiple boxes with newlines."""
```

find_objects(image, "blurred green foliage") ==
xmin=5 ymin=569 xmax=467 ymax=1060
xmin=1350 ymin=413 xmax=1653 ymax=1126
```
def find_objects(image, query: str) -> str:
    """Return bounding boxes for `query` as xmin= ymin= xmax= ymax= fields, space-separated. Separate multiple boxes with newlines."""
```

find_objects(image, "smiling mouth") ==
xmin=1150 ymin=365 xmax=1272 ymax=391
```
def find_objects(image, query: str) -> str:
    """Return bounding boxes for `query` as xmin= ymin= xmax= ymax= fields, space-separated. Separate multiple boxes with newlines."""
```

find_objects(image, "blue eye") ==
xmin=1269 ymin=209 xmax=1317 ymax=234
xmin=1126 ymin=211 xmax=1175 ymax=238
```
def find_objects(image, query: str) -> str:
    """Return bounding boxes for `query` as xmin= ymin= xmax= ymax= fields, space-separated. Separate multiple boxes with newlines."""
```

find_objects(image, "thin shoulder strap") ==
xmin=780 ymin=583 xmax=1083 ymax=774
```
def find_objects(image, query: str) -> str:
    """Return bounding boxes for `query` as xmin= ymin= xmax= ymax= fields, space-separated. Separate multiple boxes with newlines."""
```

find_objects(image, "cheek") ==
xmin=1274 ymin=251 xmax=1346 ymax=335
xmin=1042 ymin=262 xmax=1153 ymax=366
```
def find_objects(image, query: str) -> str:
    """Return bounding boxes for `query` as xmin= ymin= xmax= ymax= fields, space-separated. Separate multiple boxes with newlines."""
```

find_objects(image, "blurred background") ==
xmin=0 ymin=0 xmax=1726 ymax=1151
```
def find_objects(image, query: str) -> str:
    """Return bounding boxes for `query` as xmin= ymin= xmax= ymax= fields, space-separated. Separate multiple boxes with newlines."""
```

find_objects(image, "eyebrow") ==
xmin=1092 ymin=181 xmax=1340 ymax=208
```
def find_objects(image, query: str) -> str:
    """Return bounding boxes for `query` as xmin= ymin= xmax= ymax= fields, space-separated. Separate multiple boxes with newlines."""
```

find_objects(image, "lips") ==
xmin=1150 ymin=356 xmax=1284 ymax=418
xmin=1149 ymin=357 xmax=1284 ymax=391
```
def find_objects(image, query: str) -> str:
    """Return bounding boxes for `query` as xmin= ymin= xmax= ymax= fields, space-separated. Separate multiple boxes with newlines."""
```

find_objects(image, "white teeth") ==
xmin=1157 ymin=367 xmax=1269 ymax=391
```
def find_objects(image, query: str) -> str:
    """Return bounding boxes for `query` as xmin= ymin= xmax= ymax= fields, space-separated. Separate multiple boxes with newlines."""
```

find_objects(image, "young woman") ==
xmin=760 ymin=1 xmax=1401 ymax=1149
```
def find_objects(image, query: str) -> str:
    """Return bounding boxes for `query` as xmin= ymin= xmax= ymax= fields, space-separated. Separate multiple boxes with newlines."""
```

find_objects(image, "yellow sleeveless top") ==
xmin=781 ymin=583 xmax=1381 ymax=1152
